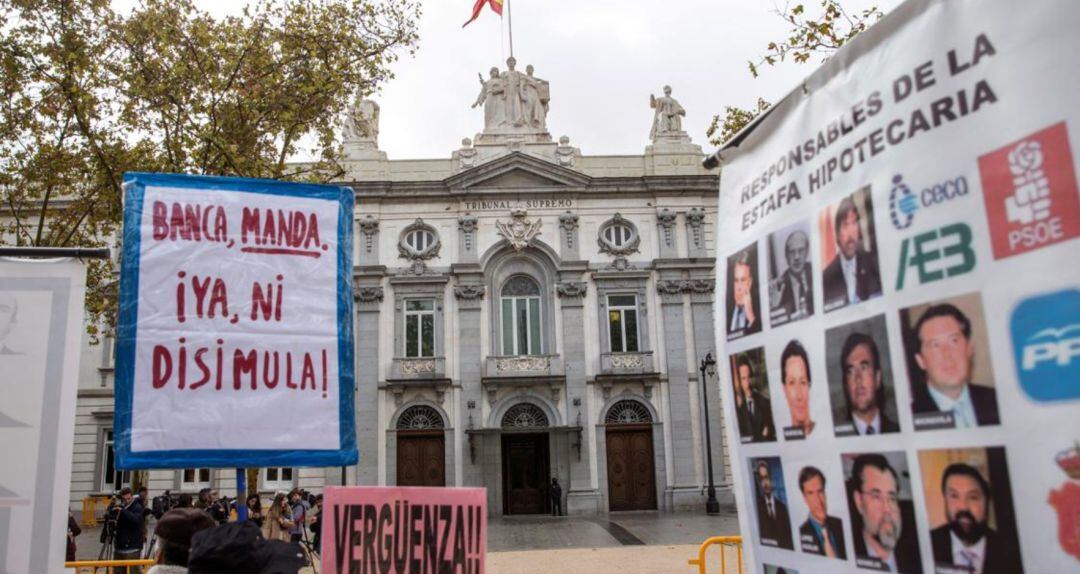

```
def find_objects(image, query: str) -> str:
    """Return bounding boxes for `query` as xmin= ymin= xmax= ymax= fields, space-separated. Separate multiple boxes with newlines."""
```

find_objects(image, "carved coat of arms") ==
xmin=1051 ymin=442 xmax=1080 ymax=562
xmin=496 ymin=208 xmax=542 ymax=251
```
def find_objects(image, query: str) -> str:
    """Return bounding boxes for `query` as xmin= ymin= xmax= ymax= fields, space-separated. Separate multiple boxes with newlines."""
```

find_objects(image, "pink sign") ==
xmin=322 ymin=486 xmax=487 ymax=574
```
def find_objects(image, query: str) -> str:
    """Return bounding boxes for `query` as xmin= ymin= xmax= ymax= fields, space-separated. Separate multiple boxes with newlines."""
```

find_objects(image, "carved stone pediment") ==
xmin=444 ymin=152 xmax=590 ymax=190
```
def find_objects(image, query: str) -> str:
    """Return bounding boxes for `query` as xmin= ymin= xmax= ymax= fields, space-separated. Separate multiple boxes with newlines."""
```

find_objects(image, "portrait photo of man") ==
xmin=780 ymin=340 xmax=815 ymax=439
xmin=826 ymin=315 xmax=900 ymax=437
xmin=752 ymin=457 xmax=794 ymax=550
xmin=797 ymin=466 xmax=846 ymax=560
xmin=726 ymin=242 xmax=762 ymax=340
xmin=730 ymin=348 xmax=776 ymax=443
xmin=768 ymin=221 xmax=814 ymax=326
xmin=845 ymin=452 xmax=923 ymax=573
xmin=919 ymin=447 xmax=1023 ymax=574
xmin=901 ymin=295 xmax=1001 ymax=431
xmin=820 ymin=187 xmax=883 ymax=312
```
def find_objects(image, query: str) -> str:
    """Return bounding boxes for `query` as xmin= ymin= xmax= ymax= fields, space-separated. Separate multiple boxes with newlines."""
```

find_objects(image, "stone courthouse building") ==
xmin=68 ymin=59 xmax=729 ymax=516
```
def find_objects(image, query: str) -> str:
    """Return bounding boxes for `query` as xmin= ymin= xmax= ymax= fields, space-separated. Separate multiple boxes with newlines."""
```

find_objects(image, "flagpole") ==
xmin=507 ymin=0 xmax=514 ymax=58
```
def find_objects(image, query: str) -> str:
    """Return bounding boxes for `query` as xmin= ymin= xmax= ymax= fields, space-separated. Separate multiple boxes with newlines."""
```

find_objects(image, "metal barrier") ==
xmin=65 ymin=559 xmax=155 ymax=573
xmin=688 ymin=536 xmax=744 ymax=574
xmin=81 ymin=495 xmax=112 ymax=526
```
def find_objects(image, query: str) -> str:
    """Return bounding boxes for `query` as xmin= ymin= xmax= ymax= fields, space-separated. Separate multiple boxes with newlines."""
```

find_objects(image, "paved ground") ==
xmin=75 ymin=506 xmax=742 ymax=572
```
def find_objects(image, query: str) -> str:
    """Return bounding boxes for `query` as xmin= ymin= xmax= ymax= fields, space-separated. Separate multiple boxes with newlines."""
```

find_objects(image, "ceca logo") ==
xmin=1011 ymin=288 xmax=1080 ymax=402
xmin=888 ymin=173 xmax=969 ymax=230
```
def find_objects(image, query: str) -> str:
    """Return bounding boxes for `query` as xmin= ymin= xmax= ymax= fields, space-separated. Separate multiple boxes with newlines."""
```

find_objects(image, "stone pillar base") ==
xmin=665 ymin=486 xmax=707 ymax=512
xmin=566 ymin=489 xmax=603 ymax=515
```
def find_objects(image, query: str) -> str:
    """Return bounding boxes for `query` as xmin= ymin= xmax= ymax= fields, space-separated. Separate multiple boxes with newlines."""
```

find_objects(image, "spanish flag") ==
xmin=463 ymin=0 xmax=503 ymax=27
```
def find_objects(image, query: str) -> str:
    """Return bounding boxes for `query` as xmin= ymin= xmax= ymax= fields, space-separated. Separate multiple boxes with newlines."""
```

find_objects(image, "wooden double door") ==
xmin=502 ymin=433 xmax=550 ymax=515
xmin=606 ymin=426 xmax=657 ymax=511
xmin=397 ymin=431 xmax=445 ymax=487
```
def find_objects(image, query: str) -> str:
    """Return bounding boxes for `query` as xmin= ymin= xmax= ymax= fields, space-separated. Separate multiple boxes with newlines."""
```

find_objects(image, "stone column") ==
xmin=458 ymin=214 xmax=479 ymax=264
xmin=656 ymin=208 xmax=678 ymax=258
xmin=559 ymin=211 xmax=580 ymax=261
xmin=354 ymin=269 xmax=385 ymax=485
xmin=557 ymin=266 xmax=600 ymax=514
xmin=358 ymin=216 xmax=380 ymax=266
xmin=688 ymin=275 xmax=731 ymax=500
xmin=685 ymin=208 xmax=707 ymax=258
xmin=656 ymin=277 xmax=701 ymax=510
xmin=452 ymin=264 xmax=485 ymax=488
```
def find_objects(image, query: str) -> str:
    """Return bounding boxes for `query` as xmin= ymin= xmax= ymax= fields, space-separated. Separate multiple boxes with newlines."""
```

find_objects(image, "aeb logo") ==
xmin=888 ymin=173 xmax=969 ymax=230
xmin=1011 ymin=288 xmax=1080 ymax=402
xmin=895 ymin=222 xmax=976 ymax=290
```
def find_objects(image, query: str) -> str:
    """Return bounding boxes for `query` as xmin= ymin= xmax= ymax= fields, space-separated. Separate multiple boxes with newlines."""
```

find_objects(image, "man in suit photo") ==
xmin=850 ymin=454 xmax=923 ymax=573
xmin=841 ymin=332 xmax=899 ymax=435
xmin=909 ymin=303 xmax=1001 ymax=428
xmin=770 ymin=229 xmax=814 ymax=324
xmin=727 ymin=247 xmax=762 ymax=339
xmin=822 ymin=193 xmax=883 ymax=311
xmin=755 ymin=460 xmax=794 ymax=550
xmin=930 ymin=463 xmax=1023 ymax=574
xmin=798 ymin=466 xmax=846 ymax=559
xmin=735 ymin=353 xmax=775 ymax=442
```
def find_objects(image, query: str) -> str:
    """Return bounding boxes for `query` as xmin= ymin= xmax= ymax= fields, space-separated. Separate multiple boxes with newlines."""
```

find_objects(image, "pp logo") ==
xmin=979 ymin=122 xmax=1080 ymax=259
xmin=1011 ymin=289 xmax=1080 ymax=402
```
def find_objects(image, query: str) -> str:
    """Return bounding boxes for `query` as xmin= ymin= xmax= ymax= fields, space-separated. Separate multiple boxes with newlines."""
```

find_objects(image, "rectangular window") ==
xmin=262 ymin=467 xmax=294 ymax=490
xmin=181 ymin=468 xmax=212 ymax=489
xmin=501 ymin=297 xmax=542 ymax=356
xmin=404 ymin=299 xmax=435 ymax=358
xmin=607 ymin=295 xmax=639 ymax=353
xmin=100 ymin=429 xmax=131 ymax=492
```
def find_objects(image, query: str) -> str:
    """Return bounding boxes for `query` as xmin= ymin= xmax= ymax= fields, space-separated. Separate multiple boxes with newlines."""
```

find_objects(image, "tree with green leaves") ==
xmin=1 ymin=0 xmax=419 ymax=340
xmin=706 ymin=1 xmax=883 ymax=147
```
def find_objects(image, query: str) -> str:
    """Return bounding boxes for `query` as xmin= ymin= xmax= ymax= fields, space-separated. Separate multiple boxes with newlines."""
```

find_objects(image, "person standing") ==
xmin=550 ymin=478 xmax=563 ymax=517
xmin=288 ymin=489 xmax=308 ymax=544
xmin=310 ymin=495 xmax=324 ymax=551
xmin=114 ymin=487 xmax=145 ymax=573
xmin=245 ymin=493 xmax=264 ymax=529
xmin=66 ymin=510 xmax=82 ymax=562
xmin=265 ymin=493 xmax=294 ymax=543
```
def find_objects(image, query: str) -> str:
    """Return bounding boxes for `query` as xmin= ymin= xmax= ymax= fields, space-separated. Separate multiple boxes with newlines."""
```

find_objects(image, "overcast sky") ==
xmin=126 ymin=0 xmax=903 ymax=160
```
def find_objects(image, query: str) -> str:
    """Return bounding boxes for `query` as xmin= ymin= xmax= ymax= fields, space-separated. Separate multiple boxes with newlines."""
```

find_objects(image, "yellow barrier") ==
xmin=81 ymin=495 xmax=112 ymax=527
xmin=65 ymin=559 xmax=155 ymax=573
xmin=688 ymin=536 xmax=743 ymax=574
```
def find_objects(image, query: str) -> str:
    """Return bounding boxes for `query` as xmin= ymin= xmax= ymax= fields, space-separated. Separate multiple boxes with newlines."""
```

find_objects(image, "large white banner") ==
xmin=715 ymin=1 xmax=1080 ymax=572
xmin=0 ymin=258 xmax=87 ymax=573
xmin=115 ymin=173 xmax=357 ymax=469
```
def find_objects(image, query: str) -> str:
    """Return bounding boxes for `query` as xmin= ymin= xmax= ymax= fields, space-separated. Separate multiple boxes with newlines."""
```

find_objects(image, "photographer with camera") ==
xmin=114 ymin=487 xmax=146 ymax=572
xmin=197 ymin=488 xmax=229 ymax=525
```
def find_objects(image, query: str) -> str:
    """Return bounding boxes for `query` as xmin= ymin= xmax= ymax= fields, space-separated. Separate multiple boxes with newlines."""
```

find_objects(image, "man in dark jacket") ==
xmin=930 ymin=463 xmax=1022 ymax=573
xmin=114 ymin=487 xmax=145 ymax=573
xmin=754 ymin=460 xmax=793 ymax=550
xmin=822 ymin=195 xmax=882 ymax=311
xmin=797 ymin=466 xmax=846 ymax=559
xmin=735 ymin=355 xmax=776 ymax=442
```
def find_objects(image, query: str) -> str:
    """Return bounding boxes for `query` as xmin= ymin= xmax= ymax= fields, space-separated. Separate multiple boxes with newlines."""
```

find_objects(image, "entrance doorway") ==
xmin=502 ymin=433 xmax=550 ymax=515
xmin=396 ymin=405 xmax=446 ymax=487
xmin=397 ymin=432 xmax=445 ymax=486
xmin=605 ymin=400 xmax=657 ymax=511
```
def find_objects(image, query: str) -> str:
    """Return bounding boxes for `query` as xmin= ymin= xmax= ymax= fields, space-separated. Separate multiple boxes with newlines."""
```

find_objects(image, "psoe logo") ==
xmin=979 ymin=122 xmax=1080 ymax=259
xmin=1011 ymin=288 xmax=1080 ymax=402
xmin=888 ymin=173 xmax=970 ymax=230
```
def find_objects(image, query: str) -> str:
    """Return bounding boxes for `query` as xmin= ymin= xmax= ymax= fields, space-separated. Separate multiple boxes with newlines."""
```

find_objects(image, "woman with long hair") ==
xmin=246 ymin=493 xmax=264 ymax=528
xmin=265 ymin=493 xmax=294 ymax=542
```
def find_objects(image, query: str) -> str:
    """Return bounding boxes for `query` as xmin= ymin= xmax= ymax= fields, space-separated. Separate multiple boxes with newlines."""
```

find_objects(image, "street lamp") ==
xmin=699 ymin=352 xmax=720 ymax=515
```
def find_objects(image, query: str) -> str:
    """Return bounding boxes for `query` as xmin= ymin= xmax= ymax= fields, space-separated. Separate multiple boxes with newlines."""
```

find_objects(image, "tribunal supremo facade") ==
xmin=67 ymin=63 xmax=730 ymax=515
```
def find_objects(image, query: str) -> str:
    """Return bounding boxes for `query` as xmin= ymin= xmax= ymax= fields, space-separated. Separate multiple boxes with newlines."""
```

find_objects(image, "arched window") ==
xmin=605 ymin=400 xmax=652 ymax=424
xmin=405 ymin=228 xmax=435 ymax=253
xmin=604 ymin=223 xmax=633 ymax=248
xmin=397 ymin=405 xmax=445 ymax=431
xmin=500 ymin=275 xmax=542 ymax=356
xmin=501 ymin=403 xmax=550 ymax=429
